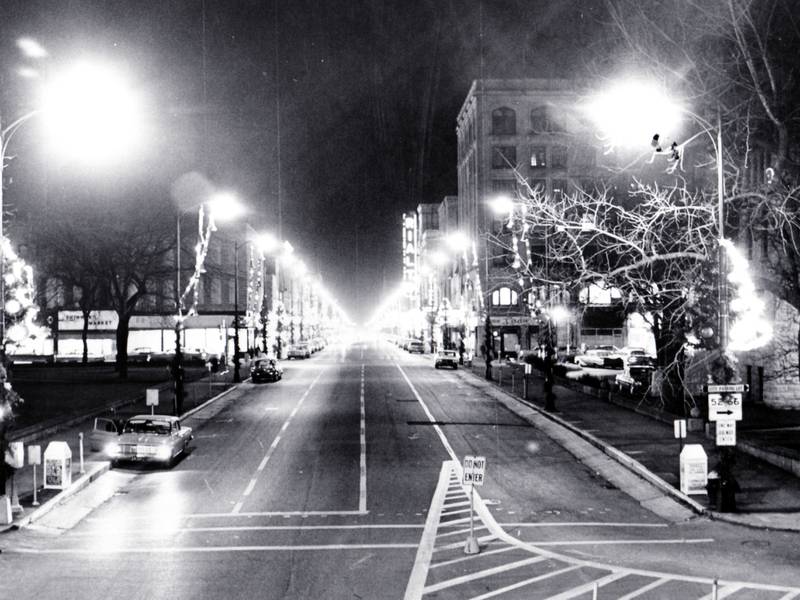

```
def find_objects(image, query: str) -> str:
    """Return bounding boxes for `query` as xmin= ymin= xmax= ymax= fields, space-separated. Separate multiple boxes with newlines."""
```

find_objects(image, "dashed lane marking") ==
xmin=231 ymin=369 xmax=325 ymax=514
xmin=360 ymin=363 xmax=367 ymax=513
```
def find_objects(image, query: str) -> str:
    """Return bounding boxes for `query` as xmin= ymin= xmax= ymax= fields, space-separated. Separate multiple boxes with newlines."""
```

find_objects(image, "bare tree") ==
xmin=494 ymin=181 xmax=723 ymax=411
xmin=599 ymin=0 xmax=800 ymax=377
xmin=37 ymin=200 xmax=175 ymax=378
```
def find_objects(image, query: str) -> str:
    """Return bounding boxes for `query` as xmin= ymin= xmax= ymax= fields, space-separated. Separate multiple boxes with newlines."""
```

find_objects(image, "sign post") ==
xmin=462 ymin=455 xmax=486 ymax=555
xmin=716 ymin=419 xmax=736 ymax=446
xmin=674 ymin=419 xmax=687 ymax=455
xmin=78 ymin=432 xmax=85 ymax=474
xmin=146 ymin=388 xmax=160 ymax=416
xmin=28 ymin=445 xmax=41 ymax=506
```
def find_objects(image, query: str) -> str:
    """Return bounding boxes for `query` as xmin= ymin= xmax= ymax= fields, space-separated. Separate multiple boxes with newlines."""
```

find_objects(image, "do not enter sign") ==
xmin=462 ymin=455 xmax=486 ymax=486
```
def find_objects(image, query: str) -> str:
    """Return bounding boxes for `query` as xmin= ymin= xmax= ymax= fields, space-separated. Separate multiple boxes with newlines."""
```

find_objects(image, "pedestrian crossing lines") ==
xmin=405 ymin=461 xmax=800 ymax=600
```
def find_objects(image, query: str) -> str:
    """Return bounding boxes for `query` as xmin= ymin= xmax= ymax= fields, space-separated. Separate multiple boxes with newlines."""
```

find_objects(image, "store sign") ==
xmin=58 ymin=310 xmax=119 ymax=331
xmin=489 ymin=316 xmax=534 ymax=327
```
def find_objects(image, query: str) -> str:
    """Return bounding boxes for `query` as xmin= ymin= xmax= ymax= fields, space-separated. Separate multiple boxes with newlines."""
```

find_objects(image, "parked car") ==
xmin=574 ymin=346 xmax=618 ymax=368
xmin=250 ymin=357 xmax=283 ymax=382
xmin=97 ymin=414 xmax=193 ymax=467
xmin=434 ymin=349 xmax=458 ymax=369
xmin=287 ymin=343 xmax=311 ymax=359
xmin=408 ymin=339 xmax=425 ymax=354
xmin=603 ymin=346 xmax=650 ymax=369
xmin=128 ymin=347 xmax=152 ymax=364
xmin=615 ymin=354 xmax=657 ymax=393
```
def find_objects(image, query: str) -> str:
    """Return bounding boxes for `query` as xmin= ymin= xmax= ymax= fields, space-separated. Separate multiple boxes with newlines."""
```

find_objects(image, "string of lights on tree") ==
xmin=3 ymin=236 xmax=45 ymax=350
xmin=177 ymin=204 xmax=215 ymax=323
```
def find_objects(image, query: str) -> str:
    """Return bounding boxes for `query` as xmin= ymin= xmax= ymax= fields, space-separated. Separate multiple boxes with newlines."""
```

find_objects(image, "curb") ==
xmin=1 ymin=462 xmax=110 ymax=533
xmin=1 ymin=380 xmax=244 ymax=535
xmin=458 ymin=368 xmax=708 ymax=513
xmin=459 ymin=367 xmax=800 ymax=532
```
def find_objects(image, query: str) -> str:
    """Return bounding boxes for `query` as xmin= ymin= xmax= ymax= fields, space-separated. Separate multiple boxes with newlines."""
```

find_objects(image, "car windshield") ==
xmin=439 ymin=351 xmax=456 ymax=357
xmin=123 ymin=419 xmax=172 ymax=435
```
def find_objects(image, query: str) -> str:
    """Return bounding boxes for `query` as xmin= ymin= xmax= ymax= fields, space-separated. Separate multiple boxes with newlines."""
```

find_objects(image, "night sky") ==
xmin=0 ymin=0 xmax=605 ymax=320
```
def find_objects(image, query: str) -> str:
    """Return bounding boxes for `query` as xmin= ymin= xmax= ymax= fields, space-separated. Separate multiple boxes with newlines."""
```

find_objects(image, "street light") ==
xmin=586 ymin=80 xmax=729 ymax=353
xmin=0 ymin=55 xmax=143 ymax=359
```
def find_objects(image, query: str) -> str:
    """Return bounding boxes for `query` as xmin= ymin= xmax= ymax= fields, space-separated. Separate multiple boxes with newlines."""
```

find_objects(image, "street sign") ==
xmin=27 ymin=445 xmax=41 ymax=466
xmin=673 ymin=419 xmax=687 ymax=439
xmin=705 ymin=383 xmax=748 ymax=393
xmin=146 ymin=388 xmax=159 ymax=406
xmin=716 ymin=419 xmax=737 ymax=446
xmin=462 ymin=455 xmax=486 ymax=486
xmin=708 ymin=393 xmax=742 ymax=421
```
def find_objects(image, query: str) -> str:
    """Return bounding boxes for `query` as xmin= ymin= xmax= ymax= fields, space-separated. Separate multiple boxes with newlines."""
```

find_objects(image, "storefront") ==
xmin=56 ymin=310 xmax=241 ymax=360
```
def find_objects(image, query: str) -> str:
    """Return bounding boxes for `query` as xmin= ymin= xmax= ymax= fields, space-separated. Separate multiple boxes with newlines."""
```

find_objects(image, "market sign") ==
xmin=58 ymin=310 xmax=119 ymax=331
xmin=489 ymin=316 xmax=534 ymax=327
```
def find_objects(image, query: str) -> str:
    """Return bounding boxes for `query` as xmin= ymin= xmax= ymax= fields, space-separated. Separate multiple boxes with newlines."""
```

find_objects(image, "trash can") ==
xmin=43 ymin=441 xmax=72 ymax=490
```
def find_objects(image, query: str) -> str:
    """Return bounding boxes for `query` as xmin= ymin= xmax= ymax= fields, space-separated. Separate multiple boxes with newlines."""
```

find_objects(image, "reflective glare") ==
xmin=41 ymin=61 xmax=143 ymax=165
xmin=208 ymin=192 xmax=244 ymax=222
xmin=16 ymin=37 xmax=48 ymax=58
xmin=489 ymin=194 xmax=514 ymax=215
xmin=584 ymin=79 xmax=684 ymax=150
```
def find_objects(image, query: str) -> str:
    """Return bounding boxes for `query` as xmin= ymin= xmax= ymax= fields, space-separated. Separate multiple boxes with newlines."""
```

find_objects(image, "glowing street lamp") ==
xmin=0 ymin=52 xmax=144 ymax=357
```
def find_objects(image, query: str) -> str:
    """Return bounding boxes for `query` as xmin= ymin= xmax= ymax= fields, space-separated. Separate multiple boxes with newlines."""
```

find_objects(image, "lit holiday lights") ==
xmin=722 ymin=239 xmax=773 ymax=352
xmin=1 ymin=236 xmax=45 ymax=350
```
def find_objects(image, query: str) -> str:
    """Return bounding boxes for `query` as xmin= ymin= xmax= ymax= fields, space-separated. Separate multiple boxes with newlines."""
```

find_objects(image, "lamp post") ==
xmin=586 ymin=81 xmax=729 ymax=355
xmin=233 ymin=240 xmax=243 ymax=383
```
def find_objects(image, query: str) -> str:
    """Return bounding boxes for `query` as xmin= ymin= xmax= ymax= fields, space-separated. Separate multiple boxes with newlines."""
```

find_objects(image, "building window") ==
xmin=491 ymin=287 xmax=518 ymax=306
xmin=492 ymin=107 xmax=516 ymax=135
xmin=530 ymin=106 xmax=549 ymax=132
xmin=491 ymin=179 xmax=517 ymax=195
xmin=528 ymin=178 xmax=547 ymax=193
xmin=530 ymin=146 xmax=547 ymax=168
xmin=574 ymin=145 xmax=596 ymax=167
xmin=552 ymin=179 xmax=568 ymax=199
xmin=551 ymin=145 xmax=568 ymax=169
xmin=492 ymin=145 xmax=517 ymax=169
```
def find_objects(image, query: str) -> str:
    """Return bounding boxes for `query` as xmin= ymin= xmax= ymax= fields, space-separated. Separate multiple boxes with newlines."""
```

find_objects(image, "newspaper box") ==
xmin=679 ymin=443 xmax=708 ymax=495
xmin=43 ymin=441 xmax=72 ymax=490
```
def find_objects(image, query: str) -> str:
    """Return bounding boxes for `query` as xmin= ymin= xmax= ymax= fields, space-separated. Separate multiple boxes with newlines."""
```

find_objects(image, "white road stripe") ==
xmin=436 ymin=525 xmax=488 ymax=539
xmin=543 ymin=572 xmax=629 ymax=599
xmin=423 ymin=556 xmax=548 ymax=594
xmin=430 ymin=545 xmax=516 ymax=569
xmin=359 ymin=363 xmax=367 ymax=513
xmin=242 ymin=478 xmax=257 ymax=497
xmin=498 ymin=522 xmax=668 ymax=528
xmin=232 ymin=369 xmax=325 ymax=514
xmin=396 ymin=363 xmax=459 ymax=462
xmin=528 ymin=538 xmax=714 ymax=547
xmin=617 ymin=578 xmax=669 ymax=600
xmin=13 ymin=543 xmax=419 ymax=555
xmin=403 ymin=462 xmax=452 ymax=600
xmin=698 ymin=584 xmax=745 ymax=600
xmin=468 ymin=565 xmax=582 ymax=600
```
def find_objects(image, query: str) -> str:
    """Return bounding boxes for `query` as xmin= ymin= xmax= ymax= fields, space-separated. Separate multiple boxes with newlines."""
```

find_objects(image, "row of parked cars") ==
xmin=388 ymin=336 xmax=425 ymax=354
xmin=569 ymin=345 xmax=657 ymax=392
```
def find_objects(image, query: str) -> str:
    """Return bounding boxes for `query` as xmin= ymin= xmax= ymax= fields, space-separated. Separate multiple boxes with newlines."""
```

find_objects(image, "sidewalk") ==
xmin=1 ymin=369 xmax=237 ymax=531
xmin=464 ymin=359 xmax=800 ymax=532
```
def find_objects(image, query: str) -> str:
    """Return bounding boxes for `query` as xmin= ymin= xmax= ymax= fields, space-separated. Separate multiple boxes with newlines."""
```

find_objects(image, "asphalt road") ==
xmin=1 ymin=339 xmax=800 ymax=599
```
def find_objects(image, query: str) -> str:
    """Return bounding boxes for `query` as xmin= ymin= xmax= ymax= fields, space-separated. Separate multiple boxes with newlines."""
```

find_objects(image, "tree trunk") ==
xmin=115 ymin=314 xmax=131 ymax=379
xmin=81 ymin=308 xmax=90 ymax=365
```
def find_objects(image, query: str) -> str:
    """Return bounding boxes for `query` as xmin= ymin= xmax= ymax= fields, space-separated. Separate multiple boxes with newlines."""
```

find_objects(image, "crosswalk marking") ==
xmin=405 ymin=460 xmax=800 ymax=600
xmin=616 ymin=578 xmax=668 ymax=599
xmin=423 ymin=555 xmax=548 ymax=594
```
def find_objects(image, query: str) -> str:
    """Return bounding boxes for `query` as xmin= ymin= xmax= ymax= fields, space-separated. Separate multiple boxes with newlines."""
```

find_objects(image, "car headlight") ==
xmin=105 ymin=442 xmax=120 ymax=457
xmin=156 ymin=445 xmax=172 ymax=460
